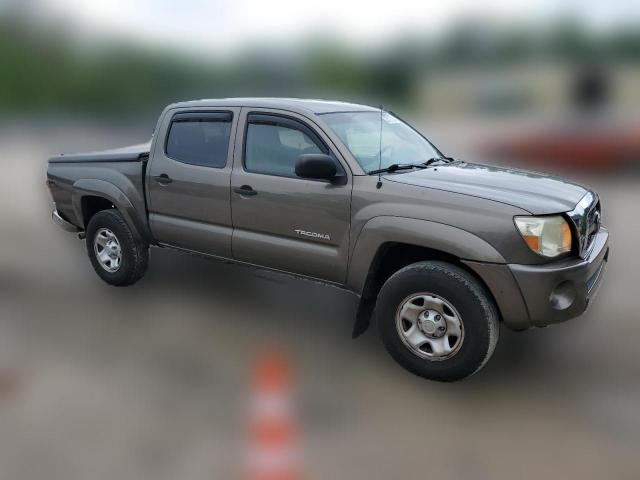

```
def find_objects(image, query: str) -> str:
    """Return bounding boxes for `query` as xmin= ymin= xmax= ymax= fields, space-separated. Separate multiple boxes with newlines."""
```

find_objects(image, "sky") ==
xmin=6 ymin=0 xmax=640 ymax=56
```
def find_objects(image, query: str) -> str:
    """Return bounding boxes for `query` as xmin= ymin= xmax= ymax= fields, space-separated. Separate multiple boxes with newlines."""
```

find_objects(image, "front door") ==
xmin=147 ymin=109 xmax=239 ymax=256
xmin=230 ymin=110 xmax=351 ymax=284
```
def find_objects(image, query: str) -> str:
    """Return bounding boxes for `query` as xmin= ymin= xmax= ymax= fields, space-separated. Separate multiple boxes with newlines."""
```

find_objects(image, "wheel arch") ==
xmin=71 ymin=179 xmax=151 ymax=243
xmin=347 ymin=216 xmax=505 ymax=294
xmin=80 ymin=195 xmax=115 ymax=227
xmin=348 ymin=216 xmax=507 ymax=337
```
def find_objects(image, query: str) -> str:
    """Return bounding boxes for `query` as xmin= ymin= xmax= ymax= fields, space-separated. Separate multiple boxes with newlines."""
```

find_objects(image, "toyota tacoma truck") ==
xmin=46 ymin=98 xmax=609 ymax=381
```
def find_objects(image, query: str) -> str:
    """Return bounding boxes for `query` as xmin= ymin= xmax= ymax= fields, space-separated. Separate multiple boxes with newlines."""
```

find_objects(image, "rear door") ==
xmin=230 ymin=109 xmax=352 ymax=284
xmin=147 ymin=108 xmax=239 ymax=256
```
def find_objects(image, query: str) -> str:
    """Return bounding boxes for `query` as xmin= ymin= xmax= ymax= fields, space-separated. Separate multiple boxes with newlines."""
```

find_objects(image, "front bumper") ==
xmin=52 ymin=208 xmax=80 ymax=232
xmin=508 ymin=227 xmax=609 ymax=327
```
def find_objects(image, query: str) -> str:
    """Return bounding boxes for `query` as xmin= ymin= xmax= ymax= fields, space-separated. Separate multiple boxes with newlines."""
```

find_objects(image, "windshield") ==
xmin=321 ymin=111 xmax=443 ymax=173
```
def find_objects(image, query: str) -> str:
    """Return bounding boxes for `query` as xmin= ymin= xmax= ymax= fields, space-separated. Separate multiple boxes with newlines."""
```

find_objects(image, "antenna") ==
xmin=376 ymin=104 xmax=383 ymax=189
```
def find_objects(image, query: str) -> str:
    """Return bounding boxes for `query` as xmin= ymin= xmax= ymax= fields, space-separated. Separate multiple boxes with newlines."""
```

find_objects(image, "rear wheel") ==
xmin=376 ymin=261 xmax=499 ymax=382
xmin=86 ymin=210 xmax=148 ymax=286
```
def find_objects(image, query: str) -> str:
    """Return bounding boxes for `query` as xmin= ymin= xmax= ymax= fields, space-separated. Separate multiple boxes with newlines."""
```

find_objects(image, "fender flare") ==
xmin=71 ymin=179 xmax=152 ymax=243
xmin=347 ymin=216 xmax=508 ymax=338
xmin=347 ymin=216 xmax=506 ymax=294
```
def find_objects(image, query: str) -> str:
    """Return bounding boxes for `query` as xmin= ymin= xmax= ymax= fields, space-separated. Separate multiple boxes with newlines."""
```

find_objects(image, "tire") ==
xmin=86 ymin=209 xmax=148 ymax=286
xmin=376 ymin=261 xmax=499 ymax=382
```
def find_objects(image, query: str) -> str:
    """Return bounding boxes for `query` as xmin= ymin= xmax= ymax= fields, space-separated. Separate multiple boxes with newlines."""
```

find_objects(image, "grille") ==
xmin=568 ymin=191 xmax=601 ymax=259
xmin=585 ymin=200 xmax=601 ymax=250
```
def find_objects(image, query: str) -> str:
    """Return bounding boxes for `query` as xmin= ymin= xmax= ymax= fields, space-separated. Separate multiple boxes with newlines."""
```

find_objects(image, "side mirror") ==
xmin=295 ymin=154 xmax=338 ymax=181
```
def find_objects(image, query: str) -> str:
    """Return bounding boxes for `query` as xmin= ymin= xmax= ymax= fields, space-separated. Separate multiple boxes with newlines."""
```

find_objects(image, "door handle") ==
xmin=153 ymin=174 xmax=172 ymax=185
xmin=234 ymin=185 xmax=257 ymax=196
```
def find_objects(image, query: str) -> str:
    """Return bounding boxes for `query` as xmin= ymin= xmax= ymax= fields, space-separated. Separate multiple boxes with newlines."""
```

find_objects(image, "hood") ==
xmin=386 ymin=161 xmax=588 ymax=215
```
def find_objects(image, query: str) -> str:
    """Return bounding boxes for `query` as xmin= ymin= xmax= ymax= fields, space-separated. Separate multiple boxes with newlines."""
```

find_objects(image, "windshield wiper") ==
xmin=368 ymin=163 xmax=427 ymax=175
xmin=422 ymin=156 xmax=454 ymax=166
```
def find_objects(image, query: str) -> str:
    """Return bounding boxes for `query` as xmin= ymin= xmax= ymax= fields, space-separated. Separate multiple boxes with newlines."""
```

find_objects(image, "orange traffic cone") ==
xmin=244 ymin=350 xmax=302 ymax=480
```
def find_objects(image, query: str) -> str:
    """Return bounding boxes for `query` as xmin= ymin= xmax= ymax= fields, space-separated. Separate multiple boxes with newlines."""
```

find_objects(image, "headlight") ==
xmin=514 ymin=215 xmax=572 ymax=257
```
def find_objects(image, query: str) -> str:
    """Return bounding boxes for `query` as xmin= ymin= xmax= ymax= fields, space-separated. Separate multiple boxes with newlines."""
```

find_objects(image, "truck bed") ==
xmin=48 ymin=141 xmax=151 ymax=164
xmin=47 ymin=141 xmax=152 ymax=238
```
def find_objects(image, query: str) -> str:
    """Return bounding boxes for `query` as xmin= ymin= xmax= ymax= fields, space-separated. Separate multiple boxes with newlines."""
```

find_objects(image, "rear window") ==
xmin=166 ymin=113 xmax=232 ymax=168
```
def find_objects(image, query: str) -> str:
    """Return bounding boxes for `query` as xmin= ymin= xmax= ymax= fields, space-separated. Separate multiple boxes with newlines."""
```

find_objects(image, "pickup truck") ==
xmin=47 ymin=98 xmax=609 ymax=381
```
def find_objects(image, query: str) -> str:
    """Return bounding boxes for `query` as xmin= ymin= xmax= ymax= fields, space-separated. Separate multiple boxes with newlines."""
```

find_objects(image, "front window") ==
xmin=244 ymin=116 xmax=325 ymax=178
xmin=321 ymin=111 xmax=443 ymax=173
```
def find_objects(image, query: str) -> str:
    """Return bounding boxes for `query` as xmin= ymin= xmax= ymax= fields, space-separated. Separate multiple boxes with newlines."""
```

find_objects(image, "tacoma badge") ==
xmin=294 ymin=229 xmax=330 ymax=241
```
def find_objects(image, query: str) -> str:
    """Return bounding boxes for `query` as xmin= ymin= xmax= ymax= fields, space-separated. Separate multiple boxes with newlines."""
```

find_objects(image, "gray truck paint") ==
xmin=386 ymin=162 xmax=589 ymax=214
xmin=146 ymin=107 xmax=241 ymax=257
xmin=49 ymin=142 xmax=151 ymax=163
xmin=46 ymin=98 xmax=609 ymax=331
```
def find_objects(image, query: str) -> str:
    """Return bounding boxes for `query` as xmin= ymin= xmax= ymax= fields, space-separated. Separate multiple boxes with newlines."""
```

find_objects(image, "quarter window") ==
xmin=245 ymin=118 xmax=325 ymax=177
xmin=166 ymin=113 xmax=232 ymax=168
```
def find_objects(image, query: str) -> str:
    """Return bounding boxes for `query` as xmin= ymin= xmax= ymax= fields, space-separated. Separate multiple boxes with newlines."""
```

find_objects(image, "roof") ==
xmin=166 ymin=97 xmax=380 ymax=115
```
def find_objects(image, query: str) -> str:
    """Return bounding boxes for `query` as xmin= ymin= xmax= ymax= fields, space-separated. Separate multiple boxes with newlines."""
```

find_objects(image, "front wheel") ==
xmin=376 ymin=261 xmax=499 ymax=382
xmin=86 ymin=209 xmax=148 ymax=286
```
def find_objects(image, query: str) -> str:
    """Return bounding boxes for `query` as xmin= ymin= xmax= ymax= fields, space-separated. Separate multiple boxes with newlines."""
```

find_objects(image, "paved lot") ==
xmin=0 ymin=120 xmax=639 ymax=479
